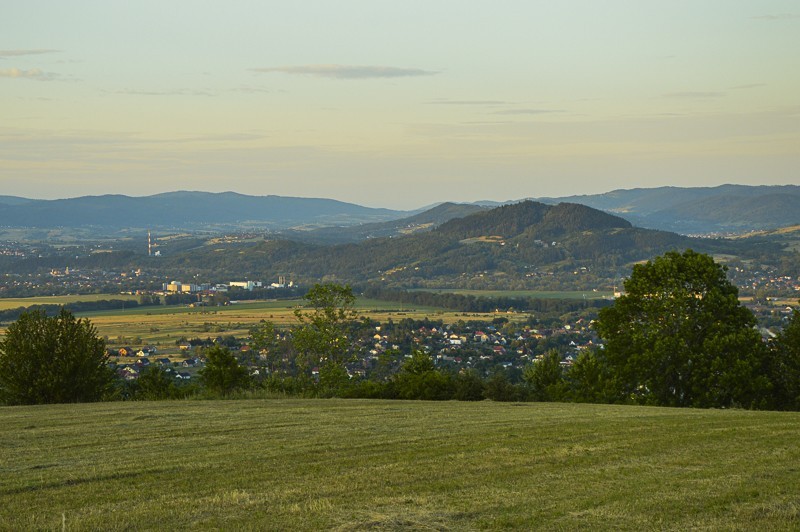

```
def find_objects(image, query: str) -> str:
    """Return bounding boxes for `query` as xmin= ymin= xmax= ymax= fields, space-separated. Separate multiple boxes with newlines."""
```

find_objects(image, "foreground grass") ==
xmin=2 ymin=400 xmax=799 ymax=530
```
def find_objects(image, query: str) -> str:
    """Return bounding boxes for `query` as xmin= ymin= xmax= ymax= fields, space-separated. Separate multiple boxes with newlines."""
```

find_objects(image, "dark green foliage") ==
xmin=483 ymin=371 xmax=524 ymax=402
xmin=317 ymin=363 xmax=351 ymax=398
xmin=392 ymin=351 xmax=454 ymax=400
xmin=199 ymin=345 xmax=250 ymax=396
xmin=768 ymin=306 xmax=800 ymax=410
xmin=453 ymin=370 xmax=486 ymax=401
xmin=0 ymin=308 xmax=113 ymax=405
xmin=595 ymin=250 xmax=769 ymax=408
xmin=523 ymin=350 xmax=568 ymax=402
xmin=565 ymin=350 xmax=614 ymax=403
xmin=134 ymin=366 xmax=178 ymax=400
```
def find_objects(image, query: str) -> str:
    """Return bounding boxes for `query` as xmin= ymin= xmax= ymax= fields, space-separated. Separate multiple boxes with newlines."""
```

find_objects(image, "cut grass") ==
xmin=1 ymin=400 xmax=799 ymax=530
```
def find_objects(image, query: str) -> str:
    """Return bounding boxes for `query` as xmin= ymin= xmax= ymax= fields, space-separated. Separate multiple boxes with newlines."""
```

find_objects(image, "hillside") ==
xmin=538 ymin=185 xmax=800 ymax=233
xmin=2 ymin=399 xmax=799 ymax=530
xmin=0 ymin=191 xmax=404 ymax=231
xmin=152 ymin=201 xmax=707 ymax=285
xmin=279 ymin=202 xmax=487 ymax=244
xmin=3 ymin=199 xmax=781 ymax=288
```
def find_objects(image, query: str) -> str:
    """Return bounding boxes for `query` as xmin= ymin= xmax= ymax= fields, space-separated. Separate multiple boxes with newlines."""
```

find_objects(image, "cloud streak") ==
xmin=0 ymin=49 xmax=59 ymax=58
xmin=251 ymin=64 xmax=439 ymax=79
xmin=0 ymin=68 xmax=59 ymax=81
xmin=112 ymin=88 xmax=215 ymax=96
xmin=492 ymin=108 xmax=566 ymax=115
xmin=752 ymin=13 xmax=799 ymax=20
xmin=661 ymin=91 xmax=725 ymax=99
xmin=426 ymin=99 xmax=510 ymax=105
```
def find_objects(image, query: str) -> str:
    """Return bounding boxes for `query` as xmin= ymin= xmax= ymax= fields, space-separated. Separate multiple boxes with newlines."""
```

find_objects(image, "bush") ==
xmin=0 ymin=309 xmax=113 ymax=405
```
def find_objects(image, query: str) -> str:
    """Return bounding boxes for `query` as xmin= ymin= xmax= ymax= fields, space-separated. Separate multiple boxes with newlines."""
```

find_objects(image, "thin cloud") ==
xmin=0 ymin=49 xmax=59 ymax=58
xmin=752 ymin=13 xmax=799 ymax=20
xmin=251 ymin=64 xmax=439 ymax=79
xmin=426 ymin=99 xmax=510 ymax=106
xmin=662 ymin=91 xmax=725 ymax=99
xmin=492 ymin=108 xmax=566 ymax=115
xmin=730 ymin=83 xmax=766 ymax=90
xmin=112 ymin=88 xmax=215 ymax=96
xmin=231 ymin=86 xmax=276 ymax=94
xmin=0 ymin=68 xmax=59 ymax=81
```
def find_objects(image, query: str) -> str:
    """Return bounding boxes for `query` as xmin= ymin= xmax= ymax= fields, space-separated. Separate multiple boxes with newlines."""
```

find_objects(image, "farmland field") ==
xmin=0 ymin=293 xmax=139 ymax=311
xmin=1 ymin=399 xmax=799 ymax=530
xmin=0 ymin=296 xmax=511 ymax=349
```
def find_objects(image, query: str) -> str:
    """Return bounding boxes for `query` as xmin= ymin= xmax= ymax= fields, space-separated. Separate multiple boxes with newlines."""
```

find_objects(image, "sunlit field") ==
xmin=2 ymin=399 xmax=799 ymax=530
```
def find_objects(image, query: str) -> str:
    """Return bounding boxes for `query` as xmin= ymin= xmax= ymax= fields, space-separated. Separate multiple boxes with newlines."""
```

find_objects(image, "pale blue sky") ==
xmin=1 ymin=1 xmax=798 ymax=208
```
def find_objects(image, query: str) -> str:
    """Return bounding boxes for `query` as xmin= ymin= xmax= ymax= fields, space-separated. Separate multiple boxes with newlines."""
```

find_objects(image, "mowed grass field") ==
xmin=2 ymin=399 xmax=799 ymax=530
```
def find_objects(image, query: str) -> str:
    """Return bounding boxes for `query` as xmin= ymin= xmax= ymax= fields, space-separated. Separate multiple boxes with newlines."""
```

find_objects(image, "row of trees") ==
xmin=1 ymin=251 xmax=799 ymax=409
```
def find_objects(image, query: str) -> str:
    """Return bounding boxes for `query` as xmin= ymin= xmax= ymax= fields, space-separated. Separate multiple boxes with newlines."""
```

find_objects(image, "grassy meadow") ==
xmin=1 ymin=399 xmax=799 ymax=530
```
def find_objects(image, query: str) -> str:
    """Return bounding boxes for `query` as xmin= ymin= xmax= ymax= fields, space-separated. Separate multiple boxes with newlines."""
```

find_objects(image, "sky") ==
xmin=1 ymin=1 xmax=798 ymax=209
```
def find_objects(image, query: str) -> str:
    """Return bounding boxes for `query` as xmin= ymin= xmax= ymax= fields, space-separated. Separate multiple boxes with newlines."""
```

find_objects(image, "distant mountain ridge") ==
xmin=281 ymin=202 xmax=488 ymax=244
xmin=535 ymin=185 xmax=800 ymax=233
xmin=1 ymin=184 xmax=797 ymax=236
xmin=0 ymin=191 xmax=404 ymax=231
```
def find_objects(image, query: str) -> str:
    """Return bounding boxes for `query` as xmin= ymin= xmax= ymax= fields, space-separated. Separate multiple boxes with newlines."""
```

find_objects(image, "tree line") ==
xmin=2 ymin=251 xmax=799 ymax=409
xmin=361 ymin=286 xmax=611 ymax=313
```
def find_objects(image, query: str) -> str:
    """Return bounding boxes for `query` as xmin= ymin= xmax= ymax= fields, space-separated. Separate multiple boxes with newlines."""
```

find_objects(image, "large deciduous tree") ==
xmin=0 ymin=308 xmax=113 ymax=405
xmin=293 ymin=283 xmax=358 ymax=371
xmin=594 ymin=250 xmax=769 ymax=408
xmin=769 ymin=304 xmax=800 ymax=410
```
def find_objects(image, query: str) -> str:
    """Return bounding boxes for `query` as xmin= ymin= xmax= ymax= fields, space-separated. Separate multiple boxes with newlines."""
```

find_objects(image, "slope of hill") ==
xmin=0 ymin=191 xmax=405 ymax=231
xmin=0 ymin=195 xmax=33 ymax=206
xmin=537 ymin=185 xmax=800 ymax=233
xmin=153 ymin=201 xmax=712 ymax=285
xmin=279 ymin=202 xmax=487 ymax=244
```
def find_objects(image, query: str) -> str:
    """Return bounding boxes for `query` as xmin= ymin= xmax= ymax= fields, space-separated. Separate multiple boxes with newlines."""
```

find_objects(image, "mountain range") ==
xmin=1 ymin=184 xmax=798 ymax=238
xmin=536 ymin=185 xmax=800 ymax=234
xmin=142 ymin=200 xmax=757 ymax=287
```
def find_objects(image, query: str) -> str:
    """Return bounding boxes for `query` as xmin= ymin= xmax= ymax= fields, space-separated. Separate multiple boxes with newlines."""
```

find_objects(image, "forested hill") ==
xmin=150 ymin=201 xmax=716 ymax=285
xmin=279 ymin=202 xmax=486 ymax=244
xmin=0 ymin=191 xmax=403 ymax=230
xmin=7 ymin=199 xmax=778 ymax=287
xmin=435 ymin=201 xmax=631 ymax=240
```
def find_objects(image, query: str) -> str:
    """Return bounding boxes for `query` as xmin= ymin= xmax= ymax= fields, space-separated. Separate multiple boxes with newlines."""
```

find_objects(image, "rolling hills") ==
xmin=149 ymin=200 xmax=722 ymax=285
xmin=0 ymin=191 xmax=404 ymax=231
xmin=538 ymin=184 xmax=800 ymax=233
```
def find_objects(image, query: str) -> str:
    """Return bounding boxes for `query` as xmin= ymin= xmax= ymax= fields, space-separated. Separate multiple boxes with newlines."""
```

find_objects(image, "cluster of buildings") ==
xmin=162 ymin=277 xmax=293 ymax=294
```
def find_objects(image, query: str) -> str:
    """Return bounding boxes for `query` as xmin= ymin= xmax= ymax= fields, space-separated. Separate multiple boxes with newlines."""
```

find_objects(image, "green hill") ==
xmin=2 ymin=399 xmax=799 ymax=530
xmin=161 ymin=200 xmax=699 ymax=284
